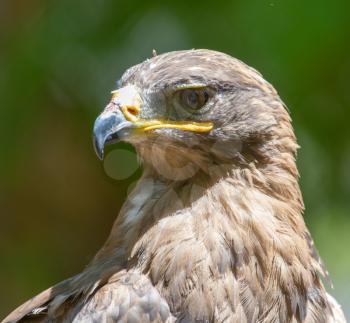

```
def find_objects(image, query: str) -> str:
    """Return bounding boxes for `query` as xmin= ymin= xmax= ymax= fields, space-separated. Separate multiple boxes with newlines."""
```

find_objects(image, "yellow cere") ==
xmin=111 ymin=90 xmax=120 ymax=100
xmin=120 ymin=104 xmax=141 ymax=122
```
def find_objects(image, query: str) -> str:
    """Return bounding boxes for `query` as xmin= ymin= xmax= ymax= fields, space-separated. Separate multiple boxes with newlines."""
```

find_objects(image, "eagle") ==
xmin=3 ymin=49 xmax=346 ymax=323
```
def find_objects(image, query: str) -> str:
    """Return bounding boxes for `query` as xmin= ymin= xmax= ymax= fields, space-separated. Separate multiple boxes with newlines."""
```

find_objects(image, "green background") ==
xmin=0 ymin=0 xmax=349 ymax=319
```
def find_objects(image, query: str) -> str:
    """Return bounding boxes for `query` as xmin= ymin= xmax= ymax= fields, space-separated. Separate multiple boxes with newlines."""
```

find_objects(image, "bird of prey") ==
xmin=3 ymin=49 xmax=346 ymax=323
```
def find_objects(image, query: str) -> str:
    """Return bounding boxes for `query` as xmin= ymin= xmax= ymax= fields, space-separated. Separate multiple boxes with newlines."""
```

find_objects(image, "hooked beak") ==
xmin=93 ymin=110 xmax=134 ymax=160
xmin=93 ymin=84 xmax=214 ymax=160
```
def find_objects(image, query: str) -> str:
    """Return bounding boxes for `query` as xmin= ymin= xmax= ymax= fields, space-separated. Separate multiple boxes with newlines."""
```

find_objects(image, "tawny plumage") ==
xmin=3 ymin=49 xmax=346 ymax=323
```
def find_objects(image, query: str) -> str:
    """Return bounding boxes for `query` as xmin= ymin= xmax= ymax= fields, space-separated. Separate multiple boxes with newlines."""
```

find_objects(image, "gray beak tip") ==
xmin=93 ymin=135 xmax=104 ymax=160
xmin=93 ymin=114 xmax=116 ymax=161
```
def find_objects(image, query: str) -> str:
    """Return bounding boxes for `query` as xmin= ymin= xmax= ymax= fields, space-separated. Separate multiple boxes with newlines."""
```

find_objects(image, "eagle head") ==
xmin=93 ymin=49 xmax=295 ymax=180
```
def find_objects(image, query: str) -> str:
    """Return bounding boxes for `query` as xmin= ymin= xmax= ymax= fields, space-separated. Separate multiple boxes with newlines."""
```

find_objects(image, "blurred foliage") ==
xmin=0 ymin=0 xmax=349 ymax=318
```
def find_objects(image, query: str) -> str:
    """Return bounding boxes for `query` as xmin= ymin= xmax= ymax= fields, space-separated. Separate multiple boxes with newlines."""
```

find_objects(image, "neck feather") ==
xmin=90 ymin=141 xmax=330 ymax=321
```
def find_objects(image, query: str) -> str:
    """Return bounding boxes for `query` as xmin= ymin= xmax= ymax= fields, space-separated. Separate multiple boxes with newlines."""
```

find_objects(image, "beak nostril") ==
xmin=120 ymin=105 xmax=140 ymax=122
xmin=127 ymin=107 xmax=139 ymax=116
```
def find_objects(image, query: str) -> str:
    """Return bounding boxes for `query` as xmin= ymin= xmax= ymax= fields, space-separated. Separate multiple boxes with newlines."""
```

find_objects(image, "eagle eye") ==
xmin=178 ymin=88 xmax=210 ymax=111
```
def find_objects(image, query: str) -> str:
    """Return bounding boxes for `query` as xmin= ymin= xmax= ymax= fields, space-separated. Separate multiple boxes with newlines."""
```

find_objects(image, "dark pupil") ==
xmin=182 ymin=89 xmax=208 ymax=110
xmin=186 ymin=91 xmax=198 ymax=107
